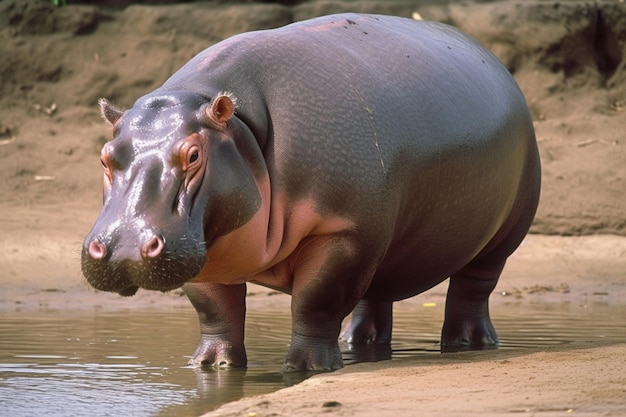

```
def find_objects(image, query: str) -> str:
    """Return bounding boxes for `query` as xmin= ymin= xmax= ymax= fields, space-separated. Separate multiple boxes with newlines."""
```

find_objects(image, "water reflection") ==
xmin=1 ymin=303 xmax=625 ymax=416
xmin=0 ymin=309 xmax=288 ymax=417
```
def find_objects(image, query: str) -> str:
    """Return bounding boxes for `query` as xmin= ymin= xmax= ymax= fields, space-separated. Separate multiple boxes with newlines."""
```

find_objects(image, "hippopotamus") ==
xmin=82 ymin=13 xmax=541 ymax=372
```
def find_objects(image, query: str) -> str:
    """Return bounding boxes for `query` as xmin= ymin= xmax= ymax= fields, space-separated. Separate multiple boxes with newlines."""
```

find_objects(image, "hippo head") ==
xmin=82 ymin=91 xmax=258 ymax=296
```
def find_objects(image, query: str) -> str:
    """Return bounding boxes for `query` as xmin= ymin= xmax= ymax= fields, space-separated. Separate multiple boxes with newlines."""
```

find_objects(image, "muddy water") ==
xmin=1 ymin=302 xmax=625 ymax=417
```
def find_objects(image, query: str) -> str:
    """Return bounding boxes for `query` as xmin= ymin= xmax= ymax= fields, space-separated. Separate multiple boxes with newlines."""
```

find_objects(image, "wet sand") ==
xmin=203 ymin=343 xmax=626 ymax=417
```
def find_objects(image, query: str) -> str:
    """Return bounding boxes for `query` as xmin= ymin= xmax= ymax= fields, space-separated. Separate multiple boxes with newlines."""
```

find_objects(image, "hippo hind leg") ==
xmin=440 ymin=258 xmax=504 ymax=352
xmin=441 ymin=171 xmax=540 ymax=352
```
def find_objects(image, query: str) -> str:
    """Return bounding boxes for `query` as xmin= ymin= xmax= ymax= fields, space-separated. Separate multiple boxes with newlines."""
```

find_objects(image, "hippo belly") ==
xmin=82 ymin=13 xmax=541 ymax=372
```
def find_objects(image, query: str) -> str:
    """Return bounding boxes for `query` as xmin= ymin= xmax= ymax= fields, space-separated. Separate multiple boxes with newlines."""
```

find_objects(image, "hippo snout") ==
xmin=81 ymin=230 xmax=206 ymax=295
xmin=87 ymin=234 xmax=165 ymax=261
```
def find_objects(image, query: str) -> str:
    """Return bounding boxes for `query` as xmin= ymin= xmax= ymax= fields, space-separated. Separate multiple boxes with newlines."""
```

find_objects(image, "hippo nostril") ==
xmin=142 ymin=235 xmax=165 ymax=259
xmin=88 ymin=239 xmax=107 ymax=260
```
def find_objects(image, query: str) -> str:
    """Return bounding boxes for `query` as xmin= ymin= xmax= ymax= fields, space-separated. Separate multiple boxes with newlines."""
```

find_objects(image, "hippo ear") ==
xmin=98 ymin=98 xmax=123 ymax=125
xmin=206 ymin=92 xmax=236 ymax=127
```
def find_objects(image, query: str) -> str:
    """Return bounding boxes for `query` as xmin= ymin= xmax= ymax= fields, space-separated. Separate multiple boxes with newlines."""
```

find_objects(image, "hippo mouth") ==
xmin=81 ymin=246 xmax=205 ymax=296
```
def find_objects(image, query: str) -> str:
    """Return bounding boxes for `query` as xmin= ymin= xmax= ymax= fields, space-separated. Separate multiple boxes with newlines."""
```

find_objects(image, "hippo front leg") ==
xmin=182 ymin=281 xmax=247 ymax=367
xmin=281 ymin=236 xmax=376 ymax=372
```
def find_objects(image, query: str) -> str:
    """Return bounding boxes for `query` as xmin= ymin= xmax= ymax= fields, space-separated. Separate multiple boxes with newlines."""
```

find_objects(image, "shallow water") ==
xmin=1 ymin=302 xmax=625 ymax=417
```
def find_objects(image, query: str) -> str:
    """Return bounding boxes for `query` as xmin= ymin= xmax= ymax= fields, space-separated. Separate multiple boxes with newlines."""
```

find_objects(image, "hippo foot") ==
xmin=440 ymin=264 xmax=502 ymax=352
xmin=440 ymin=312 xmax=498 ymax=353
xmin=188 ymin=335 xmax=247 ymax=368
xmin=282 ymin=334 xmax=343 ymax=372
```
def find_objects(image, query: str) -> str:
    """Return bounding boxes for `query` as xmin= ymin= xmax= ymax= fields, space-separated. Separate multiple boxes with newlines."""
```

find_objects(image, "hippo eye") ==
xmin=100 ymin=159 xmax=107 ymax=168
xmin=178 ymin=135 xmax=203 ymax=172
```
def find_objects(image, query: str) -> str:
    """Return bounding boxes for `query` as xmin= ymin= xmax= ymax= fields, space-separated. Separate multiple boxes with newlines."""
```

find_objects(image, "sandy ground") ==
xmin=1 ymin=0 xmax=626 ymax=416
xmin=204 ymin=344 xmax=626 ymax=417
